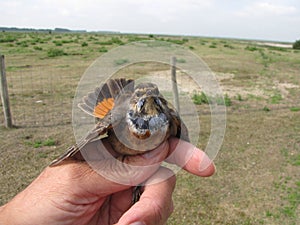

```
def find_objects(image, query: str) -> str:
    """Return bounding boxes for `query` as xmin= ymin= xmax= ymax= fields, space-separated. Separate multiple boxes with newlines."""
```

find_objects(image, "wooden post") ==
xmin=171 ymin=56 xmax=180 ymax=113
xmin=0 ymin=55 xmax=13 ymax=128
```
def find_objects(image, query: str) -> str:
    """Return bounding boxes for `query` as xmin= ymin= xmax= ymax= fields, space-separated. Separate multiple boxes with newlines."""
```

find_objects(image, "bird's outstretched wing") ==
xmin=49 ymin=78 xmax=134 ymax=166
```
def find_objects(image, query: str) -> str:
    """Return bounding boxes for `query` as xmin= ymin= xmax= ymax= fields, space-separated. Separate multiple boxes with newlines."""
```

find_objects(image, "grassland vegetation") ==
xmin=0 ymin=31 xmax=299 ymax=224
xmin=292 ymin=39 xmax=300 ymax=50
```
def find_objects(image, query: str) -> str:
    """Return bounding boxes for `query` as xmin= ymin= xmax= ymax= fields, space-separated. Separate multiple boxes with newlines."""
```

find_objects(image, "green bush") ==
xmin=224 ymin=44 xmax=234 ymax=49
xmin=53 ymin=40 xmax=63 ymax=46
xmin=97 ymin=40 xmax=114 ymax=45
xmin=0 ymin=35 xmax=17 ymax=43
xmin=236 ymin=94 xmax=243 ymax=101
xmin=245 ymin=46 xmax=258 ymax=51
xmin=270 ymin=93 xmax=283 ymax=104
xmin=263 ymin=106 xmax=271 ymax=112
xmin=34 ymin=46 xmax=43 ymax=51
xmin=47 ymin=48 xmax=67 ymax=57
xmin=81 ymin=42 xmax=88 ymax=47
xmin=99 ymin=47 xmax=108 ymax=52
xmin=166 ymin=38 xmax=188 ymax=45
xmin=290 ymin=107 xmax=300 ymax=112
xmin=192 ymin=92 xmax=209 ymax=105
xmin=293 ymin=40 xmax=300 ymax=50
xmin=224 ymin=94 xmax=232 ymax=106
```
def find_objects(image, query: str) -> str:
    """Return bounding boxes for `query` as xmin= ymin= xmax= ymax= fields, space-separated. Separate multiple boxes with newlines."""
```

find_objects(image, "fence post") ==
xmin=0 ymin=55 xmax=13 ymax=128
xmin=171 ymin=56 xmax=180 ymax=114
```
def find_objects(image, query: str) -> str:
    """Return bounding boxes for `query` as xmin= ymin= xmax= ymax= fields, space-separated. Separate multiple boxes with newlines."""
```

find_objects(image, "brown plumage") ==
xmin=50 ymin=78 xmax=189 ymax=166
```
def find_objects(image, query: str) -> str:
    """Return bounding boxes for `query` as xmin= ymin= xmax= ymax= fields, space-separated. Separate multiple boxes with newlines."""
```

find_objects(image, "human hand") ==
xmin=0 ymin=138 xmax=215 ymax=225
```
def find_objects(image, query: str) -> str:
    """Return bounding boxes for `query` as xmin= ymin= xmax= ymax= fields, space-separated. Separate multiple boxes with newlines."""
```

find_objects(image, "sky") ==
xmin=0 ymin=0 xmax=299 ymax=42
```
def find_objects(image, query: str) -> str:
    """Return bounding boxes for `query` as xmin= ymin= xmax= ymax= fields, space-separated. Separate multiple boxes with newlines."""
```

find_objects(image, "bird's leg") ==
xmin=132 ymin=185 xmax=143 ymax=204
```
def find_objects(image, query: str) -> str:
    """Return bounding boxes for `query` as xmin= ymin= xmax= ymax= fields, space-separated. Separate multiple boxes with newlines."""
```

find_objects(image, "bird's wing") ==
xmin=49 ymin=78 xmax=135 ymax=166
xmin=78 ymin=78 xmax=134 ymax=119
xmin=163 ymin=98 xmax=190 ymax=142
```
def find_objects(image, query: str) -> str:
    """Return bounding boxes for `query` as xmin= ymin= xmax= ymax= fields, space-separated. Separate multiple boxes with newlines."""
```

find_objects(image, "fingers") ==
xmin=45 ymin=140 xmax=170 ymax=197
xmin=86 ymin=140 xmax=170 ymax=187
xmin=166 ymin=137 xmax=215 ymax=177
xmin=116 ymin=167 xmax=176 ymax=225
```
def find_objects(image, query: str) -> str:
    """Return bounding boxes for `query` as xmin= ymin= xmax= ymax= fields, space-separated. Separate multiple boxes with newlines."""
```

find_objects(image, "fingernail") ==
xmin=129 ymin=222 xmax=146 ymax=225
xmin=199 ymin=154 xmax=214 ymax=173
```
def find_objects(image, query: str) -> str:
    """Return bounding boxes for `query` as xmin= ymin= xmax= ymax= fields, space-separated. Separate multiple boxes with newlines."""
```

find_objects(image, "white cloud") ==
xmin=0 ymin=0 xmax=299 ymax=41
xmin=237 ymin=1 xmax=298 ymax=16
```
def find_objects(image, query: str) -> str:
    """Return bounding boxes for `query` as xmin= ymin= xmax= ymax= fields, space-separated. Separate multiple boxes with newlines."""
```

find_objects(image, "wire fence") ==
xmin=0 ymin=58 xmax=82 ymax=127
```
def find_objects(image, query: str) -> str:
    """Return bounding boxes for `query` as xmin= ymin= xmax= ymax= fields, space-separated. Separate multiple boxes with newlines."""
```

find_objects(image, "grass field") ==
xmin=0 ymin=32 xmax=299 ymax=224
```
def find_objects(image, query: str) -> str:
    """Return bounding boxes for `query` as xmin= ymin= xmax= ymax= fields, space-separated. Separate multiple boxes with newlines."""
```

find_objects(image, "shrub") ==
xmin=269 ymin=93 xmax=282 ymax=104
xmin=263 ymin=106 xmax=271 ymax=112
xmin=166 ymin=38 xmax=188 ymax=45
xmin=224 ymin=44 xmax=234 ymax=49
xmin=293 ymin=40 xmax=300 ymax=50
xmin=290 ymin=107 xmax=300 ymax=112
xmin=111 ymin=37 xmax=124 ymax=45
xmin=245 ymin=46 xmax=258 ymax=51
xmin=0 ymin=35 xmax=16 ymax=43
xmin=47 ymin=48 xmax=67 ymax=57
xmin=61 ymin=39 xmax=73 ymax=44
xmin=81 ymin=42 xmax=88 ymax=47
xmin=224 ymin=94 xmax=232 ymax=106
xmin=53 ymin=40 xmax=63 ymax=46
xmin=97 ymin=40 xmax=114 ymax=45
xmin=236 ymin=94 xmax=243 ymax=101
xmin=192 ymin=92 xmax=209 ymax=105
xmin=99 ymin=47 xmax=108 ymax=52
xmin=34 ymin=46 xmax=43 ymax=51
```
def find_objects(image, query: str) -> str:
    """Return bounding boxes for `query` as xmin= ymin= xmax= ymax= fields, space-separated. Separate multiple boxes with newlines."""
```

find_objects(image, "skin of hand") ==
xmin=0 ymin=137 xmax=215 ymax=225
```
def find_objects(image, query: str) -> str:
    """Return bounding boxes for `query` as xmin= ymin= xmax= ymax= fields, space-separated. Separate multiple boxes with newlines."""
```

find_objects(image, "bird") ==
xmin=50 ymin=78 xmax=189 ymax=165
xmin=49 ymin=78 xmax=189 ymax=201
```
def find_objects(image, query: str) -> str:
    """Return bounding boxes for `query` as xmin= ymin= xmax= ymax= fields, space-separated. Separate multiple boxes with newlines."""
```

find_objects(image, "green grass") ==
xmin=192 ymin=92 xmax=209 ymax=105
xmin=81 ymin=42 xmax=88 ymax=47
xmin=224 ymin=94 xmax=232 ymax=106
xmin=192 ymin=92 xmax=232 ymax=106
xmin=263 ymin=106 xmax=271 ymax=112
xmin=0 ymin=31 xmax=299 ymax=225
xmin=25 ymin=138 xmax=56 ymax=148
xmin=269 ymin=92 xmax=283 ymax=104
xmin=245 ymin=45 xmax=259 ymax=51
xmin=47 ymin=48 xmax=67 ymax=57
xmin=99 ymin=47 xmax=108 ymax=52
xmin=114 ymin=58 xmax=129 ymax=66
xmin=290 ymin=107 xmax=300 ymax=112
xmin=280 ymin=180 xmax=300 ymax=219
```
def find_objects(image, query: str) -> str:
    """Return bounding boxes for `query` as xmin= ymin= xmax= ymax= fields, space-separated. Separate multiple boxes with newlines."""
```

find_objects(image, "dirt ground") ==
xmin=0 ymin=33 xmax=299 ymax=224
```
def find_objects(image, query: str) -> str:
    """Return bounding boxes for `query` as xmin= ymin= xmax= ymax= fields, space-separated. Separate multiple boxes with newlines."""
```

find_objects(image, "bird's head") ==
xmin=126 ymin=82 xmax=169 ymax=139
